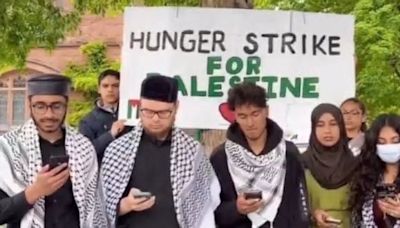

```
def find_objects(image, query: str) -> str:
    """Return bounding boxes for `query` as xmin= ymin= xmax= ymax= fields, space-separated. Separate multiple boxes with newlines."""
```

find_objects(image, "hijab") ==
xmin=302 ymin=103 xmax=360 ymax=189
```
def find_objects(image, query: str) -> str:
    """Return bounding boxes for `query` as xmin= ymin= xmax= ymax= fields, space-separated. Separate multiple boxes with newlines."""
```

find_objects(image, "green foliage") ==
xmin=67 ymin=101 xmax=93 ymax=127
xmin=354 ymin=0 xmax=400 ymax=118
xmin=2 ymin=0 xmax=399 ymax=125
xmin=64 ymin=42 xmax=120 ymax=126
xmin=144 ymin=0 xmax=200 ymax=6
xmin=254 ymin=0 xmax=299 ymax=10
xmin=0 ymin=65 xmax=16 ymax=76
xmin=255 ymin=0 xmax=400 ymax=120
xmin=0 ymin=0 xmax=81 ymax=67
xmin=74 ymin=0 xmax=134 ymax=15
xmin=0 ymin=0 xmax=200 ymax=66
xmin=255 ymin=0 xmax=358 ymax=14
xmin=74 ymin=0 xmax=200 ymax=15
xmin=0 ymin=0 xmax=244 ymax=68
xmin=72 ymin=0 xmax=400 ymax=122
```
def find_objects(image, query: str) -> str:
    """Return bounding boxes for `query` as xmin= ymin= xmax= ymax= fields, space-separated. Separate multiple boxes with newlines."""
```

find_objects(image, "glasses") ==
xmin=140 ymin=108 xmax=173 ymax=119
xmin=342 ymin=111 xmax=361 ymax=116
xmin=32 ymin=102 xmax=66 ymax=115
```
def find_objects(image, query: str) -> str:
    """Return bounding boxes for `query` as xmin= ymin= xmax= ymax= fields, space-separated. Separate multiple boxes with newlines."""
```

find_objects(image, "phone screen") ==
xmin=244 ymin=191 xmax=262 ymax=200
xmin=49 ymin=155 xmax=69 ymax=169
xmin=376 ymin=183 xmax=398 ymax=199
xmin=132 ymin=192 xmax=152 ymax=199
xmin=325 ymin=218 xmax=341 ymax=225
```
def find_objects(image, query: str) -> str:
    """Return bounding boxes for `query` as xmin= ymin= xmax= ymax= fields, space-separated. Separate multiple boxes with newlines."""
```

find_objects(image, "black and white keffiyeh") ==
xmin=225 ymin=138 xmax=287 ymax=227
xmin=101 ymin=124 xmax=220 ymax=228
xmin=0 ymin=119 xmax=108 ymax=228
xmin=360 ymin=193 xmax=400 ymax=227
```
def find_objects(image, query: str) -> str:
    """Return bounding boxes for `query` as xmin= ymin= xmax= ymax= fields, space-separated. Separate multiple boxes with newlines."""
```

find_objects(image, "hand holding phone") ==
xmin=132 ymin=191 xmax=153 ymax=199
xmin=119 ymin=188 xmax=156 ymax=216
xmin=237 ymin=190 xmax=263 ymax=215
xmin=243 ymin=190 xmax=262 ymax=200
xmin=25 ymin=163 xmax=70 ymax=204
xmin=325 ymin=217 xmax=342 ymax=225
xmin=48 ymin=154 xmax=69 ymax=170
xmin=313 ymin=209 xmax=339 ymax=228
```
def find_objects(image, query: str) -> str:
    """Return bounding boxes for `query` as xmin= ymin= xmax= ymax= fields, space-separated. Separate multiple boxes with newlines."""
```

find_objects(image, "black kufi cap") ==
xmin=27 ymin=74 xmax=71 ymax=96
xmin=140 ymin=74 xmax=178 ymax=102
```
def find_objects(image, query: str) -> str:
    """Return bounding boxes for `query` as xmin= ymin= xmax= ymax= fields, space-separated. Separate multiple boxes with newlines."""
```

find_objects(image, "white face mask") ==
xmin=376 ymin=143 xmax=400 ymax=164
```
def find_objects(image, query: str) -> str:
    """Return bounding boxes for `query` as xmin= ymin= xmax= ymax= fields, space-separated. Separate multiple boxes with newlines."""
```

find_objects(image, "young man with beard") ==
xmin=211 ymin=82 xmax=310 ymax=228
xmin=101 ymin=74 xmax=220 ymax=228
xmin=0 ymin=75 xmax=107 ymax=228
xmin=79 ymin=69 xmax=131 ymax=162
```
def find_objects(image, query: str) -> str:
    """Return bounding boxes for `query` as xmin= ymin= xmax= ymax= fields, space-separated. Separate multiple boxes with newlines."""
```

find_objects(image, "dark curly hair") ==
xmin=349 ymin=114 xmax=400 ymax=224
xmin=227 ymin=82 xmax=267 ymax=111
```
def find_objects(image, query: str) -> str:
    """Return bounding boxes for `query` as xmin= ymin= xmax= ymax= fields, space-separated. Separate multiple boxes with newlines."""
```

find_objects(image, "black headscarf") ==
xmin=302 ymin=103 xmax=359 ymax=189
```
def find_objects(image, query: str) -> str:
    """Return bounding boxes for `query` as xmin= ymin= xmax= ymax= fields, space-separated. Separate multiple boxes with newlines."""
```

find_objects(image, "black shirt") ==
xmin=117 ymin=132 xmax=179 ymax=228
xmin=39 ymin=135 xmax=80 ymax=228
xmin=210 ymin=119 xmax=311 ymax=228
xmin=0 ymin=190 xmax=32 ymax=228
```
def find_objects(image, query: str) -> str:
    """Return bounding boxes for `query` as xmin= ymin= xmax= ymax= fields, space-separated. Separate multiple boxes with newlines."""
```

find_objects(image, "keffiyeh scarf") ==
xmin=225 ymin=138 xmax=287 ymax=227
xmin=360 ymin=191 xmax=400 ymax=227
xmin=101 ymin=124 xmax=219 ymax=228
xmin=0 ymin=119 xmax=108 ymax=228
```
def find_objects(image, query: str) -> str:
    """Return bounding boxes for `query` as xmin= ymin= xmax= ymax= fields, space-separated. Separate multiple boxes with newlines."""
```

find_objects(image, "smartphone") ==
xmin=49 ymin=154 xmax=69 ymax=170
xmin=376 ymin=183 xmax=398 ymax=199
xmin=132 ymin=191 xmax=153 ymax=199
xmin=243 ymin=190 xmax=262 ymax=200
xmin=325 ymin=217 xmax=342 ymax=225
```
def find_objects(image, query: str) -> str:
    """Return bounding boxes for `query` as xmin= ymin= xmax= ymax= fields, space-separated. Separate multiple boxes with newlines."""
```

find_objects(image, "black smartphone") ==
xmin=48 ymin=154 xmax=69 ymax=170
xmin=376 ymin=183 xmax=398 ymax=199
xmin=132 ymin=191 xmax=153 ymax=199
xmin=243 ymin=190 xmax=262 ymax=200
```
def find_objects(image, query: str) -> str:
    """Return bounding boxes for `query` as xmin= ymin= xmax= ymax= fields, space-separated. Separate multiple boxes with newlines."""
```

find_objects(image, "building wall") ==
xmin=0 ymin=15 xmax=123 ymax=133
xmin=0 ymin=8 xmax=198 ymax=139
xmin=27 ymin=15 xmax=123 ymax=74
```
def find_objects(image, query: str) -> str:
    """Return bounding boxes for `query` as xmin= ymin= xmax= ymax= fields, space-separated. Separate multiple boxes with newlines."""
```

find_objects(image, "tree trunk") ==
xmin=198 ymin=0 xmax=252 ymax=155
xmin=201 ymin=0 xmax=253 ymax=8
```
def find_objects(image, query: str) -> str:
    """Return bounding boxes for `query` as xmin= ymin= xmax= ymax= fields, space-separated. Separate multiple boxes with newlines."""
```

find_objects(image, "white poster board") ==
xmin=119 ymin=7 xmax=355 ymax=144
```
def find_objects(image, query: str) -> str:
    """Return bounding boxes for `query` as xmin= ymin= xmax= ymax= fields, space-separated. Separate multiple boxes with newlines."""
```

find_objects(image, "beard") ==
xmin=141 ymin=116 xmax=175 ymax=140
xmin=145 ymin=127 xmax=171 ymax=140
xmin=31 ymin=113 xmax=66 ymax=133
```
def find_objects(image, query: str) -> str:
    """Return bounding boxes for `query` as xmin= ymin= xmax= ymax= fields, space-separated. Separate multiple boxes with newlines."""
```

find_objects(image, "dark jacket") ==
xmin=79 ymin=101 xmax=131 ymax=162
xmin=0 ymin=190 xmax=31 ymax=228
xmin=210 ymin=119 xmax=310 ymax=228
